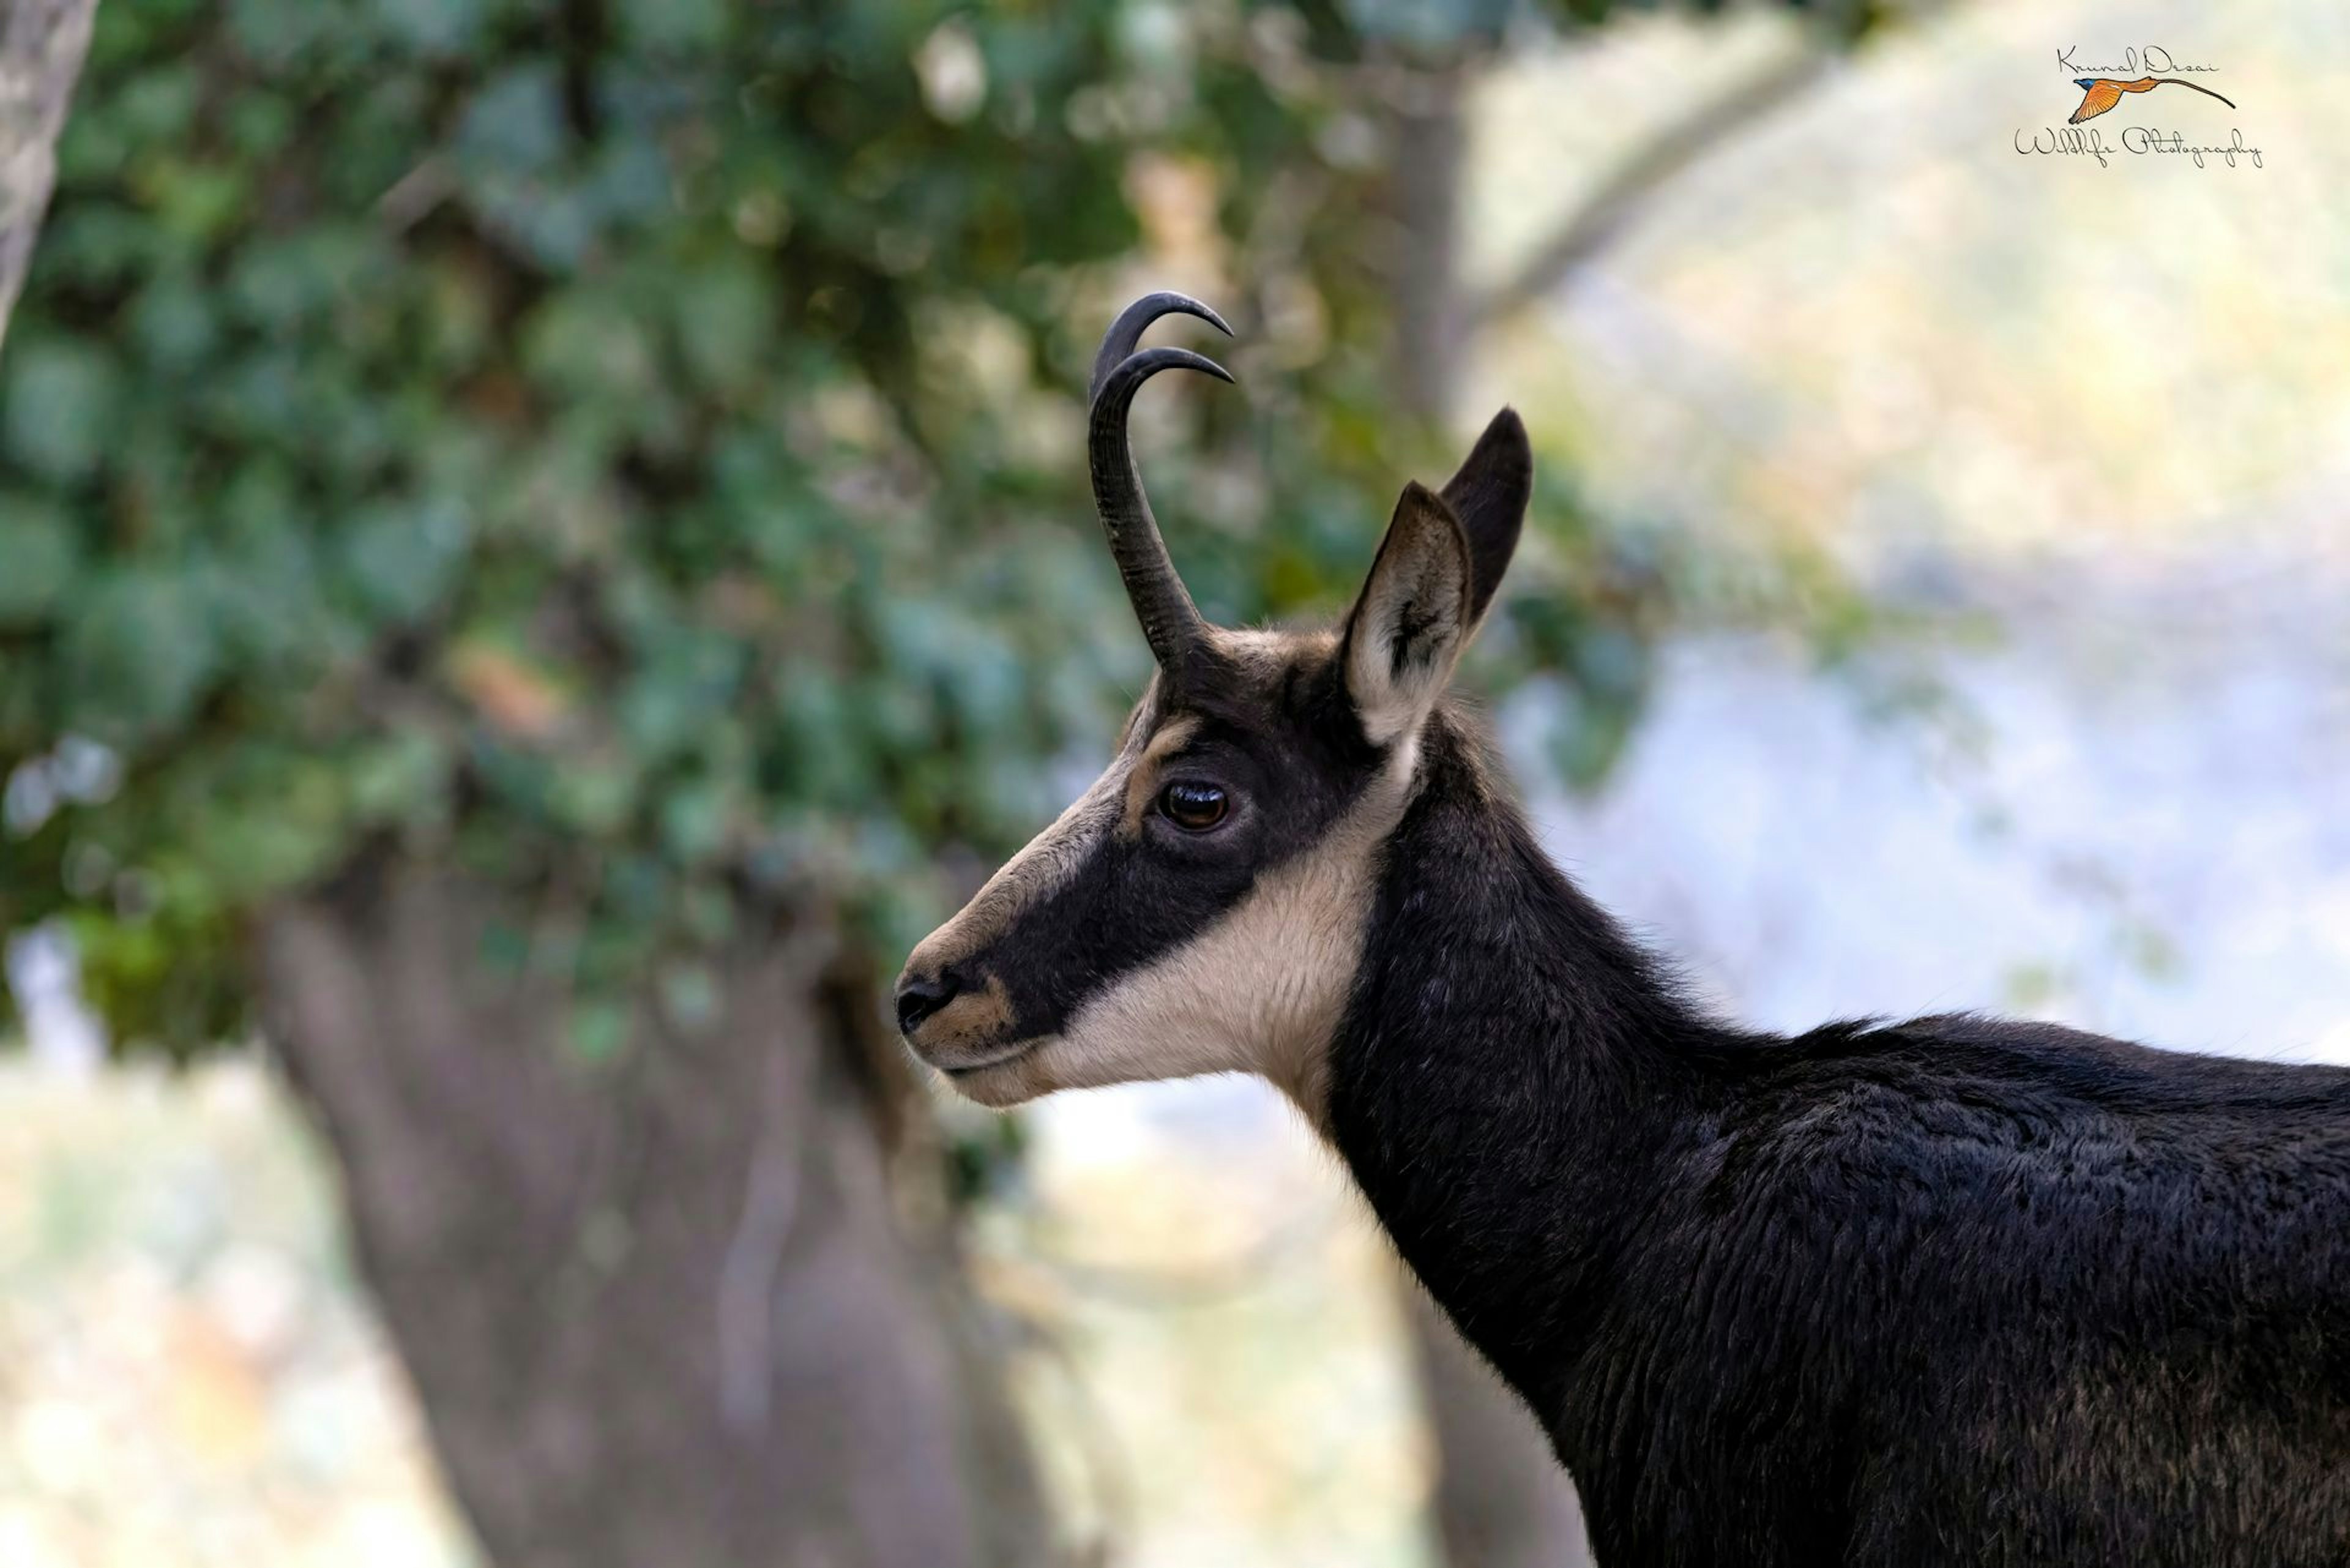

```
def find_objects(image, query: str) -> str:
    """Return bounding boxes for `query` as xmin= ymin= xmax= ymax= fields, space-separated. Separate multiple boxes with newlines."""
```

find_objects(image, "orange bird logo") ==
xmin=2068 ymin=76 xmax=2236 ymax=124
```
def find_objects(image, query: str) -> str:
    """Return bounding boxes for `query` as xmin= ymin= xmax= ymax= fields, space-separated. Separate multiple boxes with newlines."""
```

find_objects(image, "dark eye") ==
xmin=1157 ymin=781 xmax=1229 ymax=832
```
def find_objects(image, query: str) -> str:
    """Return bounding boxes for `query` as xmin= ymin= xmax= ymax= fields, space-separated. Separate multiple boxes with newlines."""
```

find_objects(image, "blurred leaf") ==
xmin=4 ymin=340 xmax=121 ymax=483
xmin=567 ymin=999 xmax=630 ymax=1066
xmin=341 ymin=499 xmax=474 ymax=624
xmin=0 ymin=499 xmax=78 ymax=626
xmin=64 ymin=569 xmax=217 ymax=742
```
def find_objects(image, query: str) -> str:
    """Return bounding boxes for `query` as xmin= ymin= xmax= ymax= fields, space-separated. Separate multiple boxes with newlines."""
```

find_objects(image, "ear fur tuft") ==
xmin=1343 ymin=481 xmax=1472 ymax=747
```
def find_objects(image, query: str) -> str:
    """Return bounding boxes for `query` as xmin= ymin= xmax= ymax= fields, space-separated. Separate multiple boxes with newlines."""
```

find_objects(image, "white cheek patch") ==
xmin=998 ymin=736 xmax=1422 ymax=1131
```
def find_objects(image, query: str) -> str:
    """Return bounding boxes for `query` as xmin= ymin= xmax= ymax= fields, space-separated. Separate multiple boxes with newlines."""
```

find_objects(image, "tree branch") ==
xmin=1472 ymin=46 xmax=1834 ymax=327
xmin=0 ymin=0 xmax=97 ymax=347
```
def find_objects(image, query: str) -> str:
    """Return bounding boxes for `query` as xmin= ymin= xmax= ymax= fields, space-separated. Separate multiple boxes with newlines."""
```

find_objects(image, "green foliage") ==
xmin=0 ymin=0 xmax=1840 ymax=1053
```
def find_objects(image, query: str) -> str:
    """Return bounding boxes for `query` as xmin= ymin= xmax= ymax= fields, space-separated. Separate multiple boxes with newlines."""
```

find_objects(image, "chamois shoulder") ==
xmin=1684 ymin=1010 xmax=2350 ymax=1192
xmin=1728 ymin=1011 xmax=2350 ymax=1113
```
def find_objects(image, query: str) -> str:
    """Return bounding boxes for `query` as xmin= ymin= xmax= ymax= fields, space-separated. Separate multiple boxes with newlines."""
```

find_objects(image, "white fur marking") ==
xmin=951 ymin=736 xmax=1423 ymax=1131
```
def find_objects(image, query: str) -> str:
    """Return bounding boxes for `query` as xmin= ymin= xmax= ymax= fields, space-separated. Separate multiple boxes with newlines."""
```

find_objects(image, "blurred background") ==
xmin=2 ymin=0 xmax=2346 ymax=1564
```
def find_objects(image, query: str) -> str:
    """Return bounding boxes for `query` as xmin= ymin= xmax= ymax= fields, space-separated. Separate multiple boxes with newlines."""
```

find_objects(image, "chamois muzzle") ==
xmin=1086 ymin=291 xmax=1234 ymax=686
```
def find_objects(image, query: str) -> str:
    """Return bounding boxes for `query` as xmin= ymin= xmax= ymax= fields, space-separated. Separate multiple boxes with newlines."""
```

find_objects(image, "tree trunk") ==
xmin=1384 ymin=60 xmax=1597 ymax=1568
xmin=255 ymin=862 xmax=1048 ymax=1568
xmin=0 ymin=0 xmax=95 ymax=344
xmin=1384 ymin=64 xmax=1470 ymax=428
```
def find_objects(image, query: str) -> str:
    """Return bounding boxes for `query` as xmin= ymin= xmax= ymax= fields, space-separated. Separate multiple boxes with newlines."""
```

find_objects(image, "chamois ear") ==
xmin=1342 ymin=480 xmax=1474 ymax=746
xmin=1440 ymin=407 xmax=1532 ymax=628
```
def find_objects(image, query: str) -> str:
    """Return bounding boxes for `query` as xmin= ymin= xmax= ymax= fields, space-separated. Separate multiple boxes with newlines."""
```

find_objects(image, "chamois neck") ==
xmin=1325 ymin=712 xmax=1725 ymax=1402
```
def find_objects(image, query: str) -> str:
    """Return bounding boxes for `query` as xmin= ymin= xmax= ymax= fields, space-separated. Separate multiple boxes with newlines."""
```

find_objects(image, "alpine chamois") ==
xmin=896 ymin=293 xmax=2350 ymax=1567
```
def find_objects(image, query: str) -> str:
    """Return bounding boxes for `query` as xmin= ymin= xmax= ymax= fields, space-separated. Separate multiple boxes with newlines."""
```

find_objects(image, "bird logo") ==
xmin=2068 ymin=77 xmax=2236 ymax=125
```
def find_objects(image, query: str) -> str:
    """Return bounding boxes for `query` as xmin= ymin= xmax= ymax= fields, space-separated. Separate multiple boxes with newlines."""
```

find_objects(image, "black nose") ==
xmin=895 ymin=970 xmax=960 ymax=1037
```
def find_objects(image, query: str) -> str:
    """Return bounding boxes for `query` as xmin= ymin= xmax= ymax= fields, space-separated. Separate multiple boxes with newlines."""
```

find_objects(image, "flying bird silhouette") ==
xmin=2068 ymin=76 xmax=2237 ymax=125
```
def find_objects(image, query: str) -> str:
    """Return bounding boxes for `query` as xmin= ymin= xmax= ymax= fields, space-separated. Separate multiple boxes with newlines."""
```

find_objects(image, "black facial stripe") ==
xmin=988 ymin=829 xmax=1259 ymax=1039
xmin=974 ymin=648 xmax=1386 ymax=1041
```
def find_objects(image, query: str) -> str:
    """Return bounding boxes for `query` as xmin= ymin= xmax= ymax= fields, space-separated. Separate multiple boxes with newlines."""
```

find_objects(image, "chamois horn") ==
xmin=1086 ymin=293 xmax=1233 ymax=680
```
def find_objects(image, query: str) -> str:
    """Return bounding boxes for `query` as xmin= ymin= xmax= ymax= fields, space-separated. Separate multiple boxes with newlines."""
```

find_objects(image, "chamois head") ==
xmin=897 ymin=293 xmax=1530 ymax=1118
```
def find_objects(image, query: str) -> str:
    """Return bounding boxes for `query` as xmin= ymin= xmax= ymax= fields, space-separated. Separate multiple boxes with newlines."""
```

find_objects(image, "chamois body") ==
xmin=1335 ymin=711 xmax=2350 ymax=1567
xmin=900 ymin=294 xmax=2350 ymax=1566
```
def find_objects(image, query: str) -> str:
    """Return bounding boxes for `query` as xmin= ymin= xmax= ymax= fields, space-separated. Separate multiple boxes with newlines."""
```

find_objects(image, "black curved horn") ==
xmin=1086 ymin=302 xmax=1234 ymax=681
xmin=1087 ymin=291 xmax=1232 ymax=408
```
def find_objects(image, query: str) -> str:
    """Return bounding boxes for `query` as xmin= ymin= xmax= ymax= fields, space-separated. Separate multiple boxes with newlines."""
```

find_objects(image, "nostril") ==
xmin=895 ymin=971 xmax=961 ymax=1037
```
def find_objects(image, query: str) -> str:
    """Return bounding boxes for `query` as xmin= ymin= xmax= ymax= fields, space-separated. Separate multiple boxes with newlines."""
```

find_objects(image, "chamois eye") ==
xmin=1157 ymin=781 xmax=1228 ymax=831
